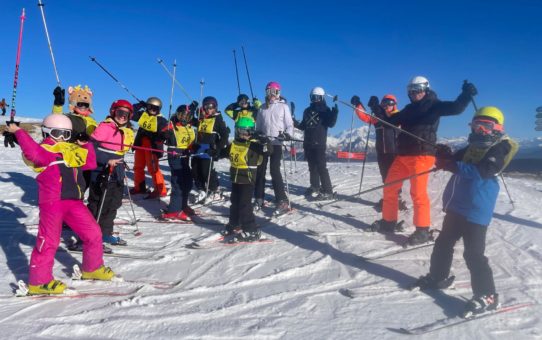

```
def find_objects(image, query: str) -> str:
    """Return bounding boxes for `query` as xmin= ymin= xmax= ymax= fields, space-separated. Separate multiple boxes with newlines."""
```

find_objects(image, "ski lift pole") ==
xmin=233 ymin=49 xmax=241 ymax=95
xmin=90 ymin=56 xmax=141 ymax=102
xmin=466 ymin=80 xmax=515 ymax=207
xmin=241 ymin=46 xmax=254 ymax=99
xmin=157 ymin=58 xmax=193 ymax=101
xmin=9 ymin=8 xmax=26 ymax=122
xmin=37 ymin=0 xmax=60 ymax=86
xmin=167 ymin=59 xmax=177 ymax=120
xmin=358 ymin=122 xmax=372 ymax=193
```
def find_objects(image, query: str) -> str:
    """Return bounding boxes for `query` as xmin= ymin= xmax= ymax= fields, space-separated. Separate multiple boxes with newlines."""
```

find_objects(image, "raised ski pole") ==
xmin=9 ymin=8 xmax=26 ymax=123
xmin=326 ymin=94 xmax=437 ymax=148
xmin=347 ymin=103 xmax=356 ymax=164
xmin=466 ymin=80 xmax=515 ymax=208
xmin=156 ymin=58 xmax=193 ymax=101
xmin=89 ymin=56 xmax=141 ymax=102
xmin=167 ymin=59 xmax=177 ymax=120
xmin=37 ymin=0 xmax=60 ymax=86
xmin=358 ymin=121 xmax=372 ymax=193
xmin=241 ymin=46 xmax=255 ymax=99
xmin=233 ymin=49 xmax=241 ymax=95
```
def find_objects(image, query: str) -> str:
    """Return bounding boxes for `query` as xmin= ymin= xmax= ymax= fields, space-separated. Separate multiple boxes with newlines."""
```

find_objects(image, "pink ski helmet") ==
xmin=265 ymin=81 xmax=281 ymax=97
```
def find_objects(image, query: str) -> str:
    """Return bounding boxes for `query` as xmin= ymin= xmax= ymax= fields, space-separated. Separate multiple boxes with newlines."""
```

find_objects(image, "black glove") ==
xmin=435 ymin=144 xmax=457 ymax=172
xmin=75 ymin=132 xmax=90 ymax=142
xmin=350 ymin=95 xmax=361 ymax=107
xmin=278 ymin=131 xmax=291 ymax=141
xmin=462 ymin=81 xmax=478 ymax=97
xmin=332 ymin=104 xmax=339 ymax=115
xmin=53 ymin=86 xmax=65 ymax=106
xmin=205 ymin=148 xmax=217 ymax=157
xmin=368 ymin=96 xmax=379 ymax=110
xmin=435 ymin=144 xmax=453 ymax=159
xmin=133 ymin=101 xmax=146 ymax=112
xmin=3 ymin=131 xmax=18 ymax=148
xmin=332 ymin=95 xmax=338 ymax=102
xmin=189 ymin=100 xmax=199 ymax=112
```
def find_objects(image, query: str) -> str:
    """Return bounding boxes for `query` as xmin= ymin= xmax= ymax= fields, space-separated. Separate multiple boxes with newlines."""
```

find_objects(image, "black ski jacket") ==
xmin=296 ymin=101 xmax=338 ymax=148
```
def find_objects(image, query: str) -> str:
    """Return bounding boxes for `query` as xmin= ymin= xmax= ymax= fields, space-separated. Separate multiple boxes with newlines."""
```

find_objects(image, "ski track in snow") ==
xmin=0 ymin=144 xmax=541 ymax=339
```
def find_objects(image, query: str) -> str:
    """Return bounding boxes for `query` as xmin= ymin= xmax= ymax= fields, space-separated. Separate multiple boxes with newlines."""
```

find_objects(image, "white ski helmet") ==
xmin=407 ymin=76 xmax=430 ymax=93
xmin=310 ymin=86 xmax=325 ymax=102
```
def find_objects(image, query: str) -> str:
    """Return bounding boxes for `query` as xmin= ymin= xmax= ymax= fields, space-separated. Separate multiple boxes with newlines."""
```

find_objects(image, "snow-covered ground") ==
xmin=0 ymin=141 xmax=541 ymax=339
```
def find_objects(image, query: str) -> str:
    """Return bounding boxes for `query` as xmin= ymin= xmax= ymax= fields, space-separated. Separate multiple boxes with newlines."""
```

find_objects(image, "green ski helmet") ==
xmin=235 ymin=117 xmax=255 ymax=140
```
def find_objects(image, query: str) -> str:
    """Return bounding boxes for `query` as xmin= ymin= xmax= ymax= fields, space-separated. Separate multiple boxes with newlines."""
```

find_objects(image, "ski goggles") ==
xmin=266 ymin=88 xmax=280 ymax=97
xmin=147 ymin=104 xmax=160 ymax=112
xmin=310 ymin=94 xmax=324 ymax=102
xmin=42 ymin=126 xmax=72 ymax=140
xmin=407 ymin=84 xmax=428 ymax=95
xmin=203 ymin=103 xmax=216 ymax=111
xmin=235 ymin=127 xmax=254 ymax=139
xmin=76 ymin=102 xmax=90 ymax=109
xmin=113 ymin=109 xmax=131 ymax=119
xmin=470 ymin=119 xmax=503 ymax=135
xmin=238 ymin=99 xmax=249 ymax=106
xmin=381 ymin=98 xmax=396 ymax=107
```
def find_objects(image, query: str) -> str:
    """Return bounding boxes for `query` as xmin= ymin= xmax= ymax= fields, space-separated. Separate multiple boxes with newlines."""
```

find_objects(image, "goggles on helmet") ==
xmin=310 ymin=94 xmax=323 ymax=102
xmin=147 ymin=104 xmax=160 ymax=112
xmin=113 ymin=109 xmax=130 ymax=119
xmin=76 ymin=102 xmax=90 ymax=109
xmin=470 ymin=119 xmax=503 ymax=136
xmin=381 ymin=98 xmax=396 ymax=107
xmin=266 ymin=88 xmax=280 ymax=97
xmin=42 ymin=126 xmax=72 ymax=141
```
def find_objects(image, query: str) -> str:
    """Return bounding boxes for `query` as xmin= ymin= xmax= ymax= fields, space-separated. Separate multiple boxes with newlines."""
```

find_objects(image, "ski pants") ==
xmin=167 ymin=157 xmax=193 ymax=212
xmin=191 ymin=157 xmax=219 ymax=192
xmin=376 ymin=153 xmax=396 ymax=184
xmin=430 ymin=211 xmax=496 ymax=297
xmin=30 ymin=200 xmax=104 ymax=285
xmin=133 ymin=138 xmax=167 ymax=195
xmin=382 ymin=155 xmax=435 ymax=227
xmin=305 ymin=146 xmax=333 ymax=194
xmin=87 ymin=178 xmax=124 ymax=237
xmin=230 ymin=183 xmax=257 ymax=232
xmin=255 ymin=144 xmax=288 ymax=203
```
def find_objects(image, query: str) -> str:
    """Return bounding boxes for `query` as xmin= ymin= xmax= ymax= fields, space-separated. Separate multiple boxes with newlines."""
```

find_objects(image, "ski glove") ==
xmin=368 ymin=96 xmax=380 ymax=110
xmin=332 ymin=104 xmax=339 ymax=115
xmin=133 ymin=101 xmax=147 ymax=113
xmin=350 ymin=95 xmax=361 ymax=107
xmin=75 ymin=132 xmax=90 ymax=142
xmin=53 ymin=86 xmax=65 ymax=106
xmin=435 ymin=144 xmax=457 ymax=172
xmin=462 ymin=82 xmax=478 ymax=97
xmin=3 ymin=131 xmax=18 ymax=148
xmin=189 ymin=101 xmax=199 ymax=113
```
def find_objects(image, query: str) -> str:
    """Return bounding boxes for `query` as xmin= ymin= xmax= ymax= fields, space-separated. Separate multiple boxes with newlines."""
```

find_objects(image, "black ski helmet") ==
xmin=237 ymin=94 xmax=249 ymax=103
xmin=202 ymin=96 xmax=218 ymax=109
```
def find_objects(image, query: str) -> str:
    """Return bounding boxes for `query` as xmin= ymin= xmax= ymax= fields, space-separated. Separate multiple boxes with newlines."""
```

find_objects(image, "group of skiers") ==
xmin=3 ymin=75 xmax=519 ymax=318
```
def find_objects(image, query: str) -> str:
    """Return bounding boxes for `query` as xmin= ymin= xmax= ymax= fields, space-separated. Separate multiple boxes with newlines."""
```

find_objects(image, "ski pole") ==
xmin=157 ymin=58 xmax=192 ymax=101
xmin=203 ymin=157 xmax=214 ymax=203
xmin=282 ymin=143 xmax=291 ymax=210
xmin=290 ymin=102 xmax=298 ymax=172
xmin=466 ymin=81 xmax=515 ymax=207
xmin=94 ymin=139 xmax=187 ymax=157
xmin=241 ymin=46 xmax=254 ymax=99
xmin=37 ymin=0 xmax=60 ymax=86
xmin=325 ymin=94 xmax=437 ymax=148
xmin=167 ymin=59 xmax=177 ymax=120
xmin=122 ymin=162 xmax=142 ymax=236
xmin=96 ymin=165 xmax=114 ymax=224
xmin=358 ymin=121 xmax=372 ymax=193
xmin=347 ymin=103 xmax=355 ymax=164
xmin=89 ymin=56 xmax=141 ymax=102
xmin=199 ymin=78 xmax=205 ymax=119
xmin=9 ymin=8 xmax=26 ymax=123
xmin=233 ymin=49 xmax=241 ymax=95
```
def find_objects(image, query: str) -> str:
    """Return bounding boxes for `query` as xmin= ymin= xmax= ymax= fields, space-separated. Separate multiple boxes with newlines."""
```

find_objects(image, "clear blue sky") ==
xmin=1 ymin=0 xmax=541 ymax=138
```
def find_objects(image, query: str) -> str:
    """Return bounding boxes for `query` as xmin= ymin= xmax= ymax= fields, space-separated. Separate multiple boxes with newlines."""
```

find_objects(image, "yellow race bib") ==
xmin=24 ymin=142 xmax=88 ymax=172
xmin=173 ymin=125 xmax=196 ymax=149
xmin=81 ymin=115 xmax=98 ymax=135
xmin=230 ymin=141 xmax=250 ymax=169
xmin=138 ymin=112 xmax=158 ymax=132
xmin=198 ymin=117 xmax=216 ymax=134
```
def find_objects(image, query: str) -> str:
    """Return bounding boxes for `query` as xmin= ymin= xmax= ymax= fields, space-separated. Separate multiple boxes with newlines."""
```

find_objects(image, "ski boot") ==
xmin=253 ymin=198 xmax=264 ymax=211
xmin=183 ymin=206 xmax=196 ymax=217
xmin=373 ymin=199 xmax=383 ymax=212
xmin=407 ymin=227 xmax=432 ymax=245
xmin=462 ymin=294 xmax=500 ymax=319
xmin=28 ymin=279 xmax=66 ymax=295
xmin=411 ymin=273 xmax=455 ymax=290
xmin=129 ymin=183 xmax=148 ymax=195
xmin=206 ymin=190 xmax=223 ymax=202
xmin=304 ymin=187 xmax=320 ymax=199
xmin=229 ymin=229 xmax=262 ymax=243
xmin=81 ymin=265 xmax=116 ymax=281
xmin=220 ymin=223 xmax=240 ymax=237
xmin=273 ymin=200 xmax=291 ymax=216
xmin=313 ymin=191 xmax=334 ymax=202
xmin=369 ymin=219 xmax=403 ymax=233
xmin=161 ymin=211 xmax=191 ymax=221
xmin=145 ymin=189 xmax=167 ymax=199
xmin=102 ymin=235 xmax=128 ymax=246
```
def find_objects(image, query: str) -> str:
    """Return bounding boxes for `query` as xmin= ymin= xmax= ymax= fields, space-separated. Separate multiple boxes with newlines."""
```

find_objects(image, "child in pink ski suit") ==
xmin=9 ymin=118 xmax=106 ymax=288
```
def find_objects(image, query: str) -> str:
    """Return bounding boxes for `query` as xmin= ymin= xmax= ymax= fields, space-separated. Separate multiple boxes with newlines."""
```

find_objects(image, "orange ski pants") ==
xmin=382 ymin=155 xmax=435 ymax=227
xmin=133 ymin=137 xmax=167 ymax=195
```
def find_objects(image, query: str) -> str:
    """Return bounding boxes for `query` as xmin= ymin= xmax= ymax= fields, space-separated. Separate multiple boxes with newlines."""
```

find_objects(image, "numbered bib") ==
xmin=25 ymin=142 xmax=89 ymax=172
xmin=138 ymin=112 xmax=158 ymax=132
xmin=230 ymin=141 xmax=250 ymax=169
xmin=198 ymin=117 xmax=216 ymax=134
xmin=173 ymin=125 xmax=196 ymax=149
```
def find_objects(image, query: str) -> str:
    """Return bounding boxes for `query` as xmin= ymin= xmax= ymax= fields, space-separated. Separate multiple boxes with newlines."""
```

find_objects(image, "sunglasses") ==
xmin=114 ymin=109 xmax=130 ymax=119
xmin=381 ymin=98 xmax=396 ymax=107
xmin=147 ymin=104 xmax=160 ymax=112
xmin=470 ymin=119 xmax=503 ymax=135
xmin=76 ymin=102 xmax=90 ymax=109
xmin=42 ymin=126 xmax=72 ymax=140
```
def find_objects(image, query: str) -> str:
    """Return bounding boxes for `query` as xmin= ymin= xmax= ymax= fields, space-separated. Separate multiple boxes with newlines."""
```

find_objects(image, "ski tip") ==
xmin=387 ymin=327 xmax=413 ymax=335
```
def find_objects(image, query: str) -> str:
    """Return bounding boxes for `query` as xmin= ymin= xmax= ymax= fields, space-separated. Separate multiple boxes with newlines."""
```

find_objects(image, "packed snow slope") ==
xmin=0 ymin=143 xmax=541 ymax=339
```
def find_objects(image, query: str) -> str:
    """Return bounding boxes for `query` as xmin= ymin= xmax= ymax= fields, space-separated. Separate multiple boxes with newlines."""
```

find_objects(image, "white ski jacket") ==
xmin=256 ymin=99 xmax=293 ymax=145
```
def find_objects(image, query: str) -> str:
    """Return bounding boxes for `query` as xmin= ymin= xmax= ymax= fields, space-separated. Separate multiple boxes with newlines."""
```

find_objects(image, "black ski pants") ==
xmin=429 ymin=211 xmax=496 ymax=297
xmin=191 ymin=157 xmax=219 ymax=192
xmin=87 ymin=179 xmax=124 ymax=237
xmin=305 ymin=146 xmax=332 ymax=194
xmin=255 ymin=144 xmax=287 ymax=203
xmin=377 ymin=153 xmax=396 ymax=183
xmin=230 ymin=183 xmax=257 ymax=232
xmin=167 ymin=158 xmax=193 ymax=212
